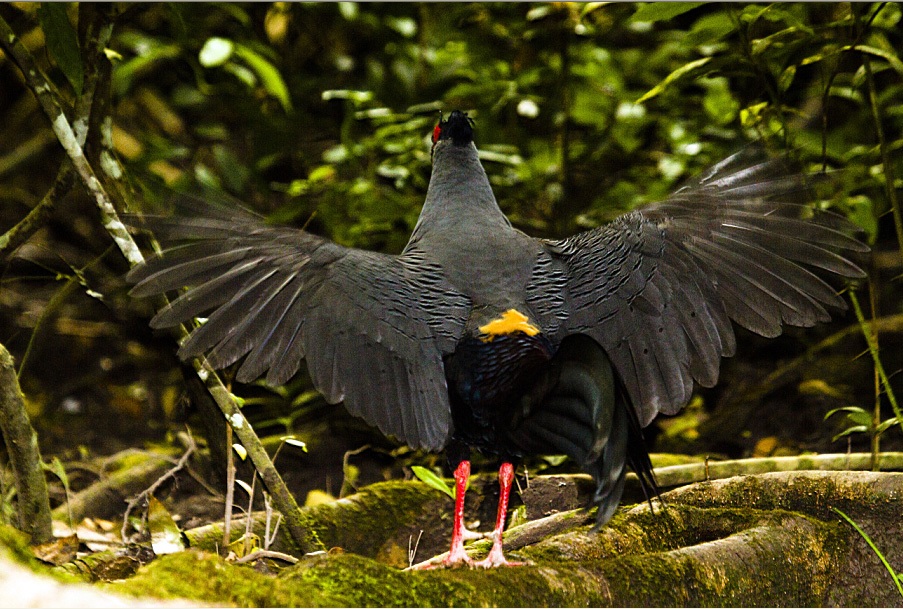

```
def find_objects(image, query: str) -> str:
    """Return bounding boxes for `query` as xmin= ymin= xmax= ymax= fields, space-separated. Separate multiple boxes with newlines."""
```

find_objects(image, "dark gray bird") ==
xmin=128 ymin=110 xmax=867 ymax=567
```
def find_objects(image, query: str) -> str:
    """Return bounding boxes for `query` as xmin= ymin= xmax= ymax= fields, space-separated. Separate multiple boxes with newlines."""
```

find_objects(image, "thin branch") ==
xmin=120 ymin=430 xmax=197 ymax=542
xmin=15 ymin=271 xmax=80 ymax=381
xmin=408 ymin=530 xmax=423 ymax=569
xmin=0 ymin=164 xmax=74 ymax=259
xmin=0 ymin=342 xmax=53 ymax=544
xmin=340 ymin=444 xmax=371 ymax=498
xmin=850 ymin=293 xmax=901 ymax=425
xmin=233 ymin=549 xmax=298 ymax=565
xmin=0 ymin=14 xmax=142 ymax=267
xmin=263 ymin=491 xmax=282 ymax=550
xmin=222 ymin=424 xmax=235 ymax=553
xmin=647 ymin=452 xmax=903 ymax=488
xmin=192 ymin=357 xmax=315 ymax=552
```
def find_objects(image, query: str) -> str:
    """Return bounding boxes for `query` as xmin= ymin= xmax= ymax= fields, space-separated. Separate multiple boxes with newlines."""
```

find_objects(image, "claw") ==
xmin=473 ymin=550 xmax=525 ymax=568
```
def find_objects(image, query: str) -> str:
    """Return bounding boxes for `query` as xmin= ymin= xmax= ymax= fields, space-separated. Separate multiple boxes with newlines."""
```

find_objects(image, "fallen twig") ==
xmin=120 ymin=430 xmax=197 ymax=542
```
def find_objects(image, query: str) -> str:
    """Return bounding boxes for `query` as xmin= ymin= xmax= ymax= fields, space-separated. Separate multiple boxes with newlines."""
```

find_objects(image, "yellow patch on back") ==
xmin=478 ymin=309 xmax=540 ymax=342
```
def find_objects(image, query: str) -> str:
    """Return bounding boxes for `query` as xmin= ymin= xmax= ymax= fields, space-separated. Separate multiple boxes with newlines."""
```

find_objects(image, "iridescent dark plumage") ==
xmin=128 ymin=110 xmax=867 ymax=567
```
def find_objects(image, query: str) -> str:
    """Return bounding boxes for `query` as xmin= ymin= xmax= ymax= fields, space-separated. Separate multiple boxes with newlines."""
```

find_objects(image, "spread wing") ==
xmin=127 ymin=204 xmax=470 ymax=451
xmin=547 ymin=149 xmax=868 ymax=426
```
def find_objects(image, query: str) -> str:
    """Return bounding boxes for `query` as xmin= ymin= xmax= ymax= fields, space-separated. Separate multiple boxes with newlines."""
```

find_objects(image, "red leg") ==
xmin=442 ymin=460 xmax=475 ymax=566
xmin=410 ymin=460 xmax=481 ymax=569
xmin=474 ymin=462 xmax=525 ymax=568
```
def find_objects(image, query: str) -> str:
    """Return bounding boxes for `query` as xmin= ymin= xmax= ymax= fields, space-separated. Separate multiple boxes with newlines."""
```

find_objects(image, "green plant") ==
xmin=833 ymin=507 xmax=903 ymax=598
xmin=410 ymin=465 xmax=455 ymax=500
xmin=824 ymin=406 xmax=901 ymax=444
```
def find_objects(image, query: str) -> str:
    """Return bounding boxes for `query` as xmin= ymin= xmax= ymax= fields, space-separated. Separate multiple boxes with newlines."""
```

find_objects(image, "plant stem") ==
xmin=850 ymin=292 xmax=902 ymax=431
xmin=0 ymin=343 xmax=53 ymax=545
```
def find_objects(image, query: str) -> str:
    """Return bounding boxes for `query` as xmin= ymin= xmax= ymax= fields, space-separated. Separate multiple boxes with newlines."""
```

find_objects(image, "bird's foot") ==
xmin=408 ymin=540 xmax=474 ymax=570
xmin=472 ymin=553 xmax=525 ymax=568
xmin=441 ymin=539 xmax=475 ymax=567
xmin=471 ymin=532 xmax=527 ymax=568
xmin=410 ymin=549 xmax=526 ymax=570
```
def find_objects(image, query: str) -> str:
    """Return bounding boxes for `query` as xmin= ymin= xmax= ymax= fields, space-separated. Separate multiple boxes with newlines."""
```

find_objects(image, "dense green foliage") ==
xmin=105 ymin=3 xmax=899 ymax=246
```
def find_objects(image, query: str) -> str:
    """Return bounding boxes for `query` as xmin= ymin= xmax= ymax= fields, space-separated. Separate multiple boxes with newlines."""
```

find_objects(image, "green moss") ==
xmin=107 ymin=550 xmax=330 ymax=606
xmin=301 ymin=480 xmax=442 ymax=564
xmin=649 ymin=453 xmax=706 ymax=468
xmin=0 ymin=524 xmax=82 ymax=585
xmin=676 ymin=471 xmax=903 ymax=525
xmin=285 ymin=553 xmax=459 ymax=607
xmin=525 ymin=505 xmax=770 ymax=565
xmin=109 ymin=546 xmax=613 ymax=607
xmin=186 ymin=479 xmax=444 ymax=564
xmin=104 ymin=447 xmax=179 ymax=473
xmin=0 ymin=524 xmax=44 ymax=568
xmin=13 ymin=472 xmax=894 ymax=606
xmin=594 ymin=512 xmax=849 ymax=606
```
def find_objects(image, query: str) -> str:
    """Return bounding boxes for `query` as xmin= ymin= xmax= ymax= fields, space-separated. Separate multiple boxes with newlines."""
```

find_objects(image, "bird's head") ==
xmin=431 ymin=110 xmax=475 ymax=154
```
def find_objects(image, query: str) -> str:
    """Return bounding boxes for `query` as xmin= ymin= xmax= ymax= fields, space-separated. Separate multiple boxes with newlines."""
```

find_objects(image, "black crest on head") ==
xmin=433 ymin=110 xmax=475 ymax=146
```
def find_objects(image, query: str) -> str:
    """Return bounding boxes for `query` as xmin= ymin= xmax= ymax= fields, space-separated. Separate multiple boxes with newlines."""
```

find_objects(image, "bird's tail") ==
xmin=506 ymin=334 xmax=658 ymax=528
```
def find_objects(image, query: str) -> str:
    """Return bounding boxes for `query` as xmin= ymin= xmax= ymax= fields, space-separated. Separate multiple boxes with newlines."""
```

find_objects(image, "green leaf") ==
xmin=831 ymin=425 xmax=868 ymax=442
xmin=824 ymin=406 xmax=870 ymax=425
xmin=338 ymin=2 xmax=358 ymax=20
xmin=199 ymin=37 xmax=234 ymax=67
xmin=233 ymin=43 xmax=292 ymax=112
xmin=685 ymin=11 xmax=736 ymax=46
xmin=308 ymin=166 xmax=336 ymax=183
xmin=852 ymin=44 xmax=903 ymax=80
xmin=630 ymin=3 xmax=704 ymax=23
xmin=778 ymin=65 xmax=797 ymax=92
xmin=876 ymin=418 xmax=902 ymax=435
xmin=235 ymin=479 xmax=253 ymax=496
xmin=321 ymin=90 xmax=374 ymax=104
xmin=580 ymin=3 xmax=609 ymax=19
xmin=112 ymin=42 xmax=181 ymax=97
xmin=386 ymin=16 xmax=417 ymax=38
xmin=42 ymin=457 xmax=69 ymax=490
xmin=281 ymin=437 xmax=308 ymax=452
xmin=147 ymin=495 xmax=185 ymax=555
xmin=411 ymin=465 xmax=455 ymax=500
xmin=526 ymin=5 xmax=552 ymax=21
xmin=290 ymin=390 xmax=321 ymax=408
xmin=37 ymin=3 xmax=83 ymax=95
xmin=541 ymin=455 xmax=569 ymax=467
xmin=701 ymin=76 xmax=739 ymax=125
xmin=848 ymin=411 xmax=874 ymax=427
xmin=636 ymin=57 xmax=712 ymax=103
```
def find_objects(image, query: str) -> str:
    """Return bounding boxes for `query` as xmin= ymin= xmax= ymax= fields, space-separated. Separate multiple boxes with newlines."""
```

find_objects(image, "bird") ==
xmin=127 ymin=110 xmax=867 ymax=568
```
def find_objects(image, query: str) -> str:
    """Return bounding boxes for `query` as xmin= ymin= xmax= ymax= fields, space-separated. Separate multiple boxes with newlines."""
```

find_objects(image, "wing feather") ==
xmin=550 ymin=149 xmax=866 ymax=425
xmin=128 ymin=205 xmax=470 ymax=451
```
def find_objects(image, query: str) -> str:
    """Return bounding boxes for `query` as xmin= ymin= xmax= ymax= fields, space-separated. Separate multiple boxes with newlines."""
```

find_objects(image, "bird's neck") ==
xmin=412 ymin=143 xmax=511 ymax=240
